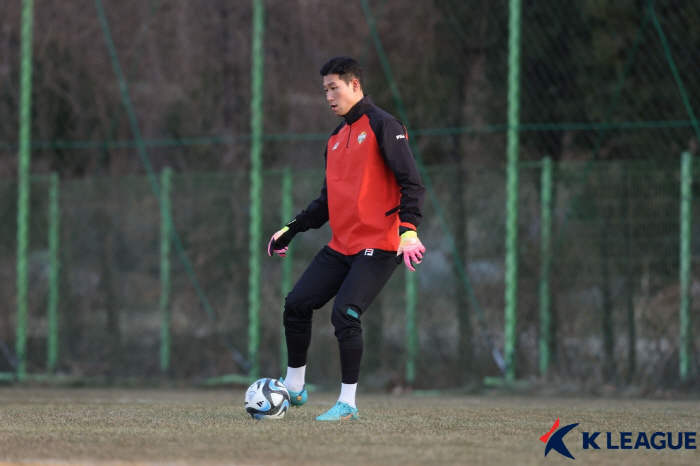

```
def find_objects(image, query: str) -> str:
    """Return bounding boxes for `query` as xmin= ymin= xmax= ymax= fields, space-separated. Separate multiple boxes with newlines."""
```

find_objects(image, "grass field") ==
xmin=0 ymin=387 xmax=698 ymax=466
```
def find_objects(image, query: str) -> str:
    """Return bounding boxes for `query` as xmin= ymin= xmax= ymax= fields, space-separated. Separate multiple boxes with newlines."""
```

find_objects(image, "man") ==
xmin=267 ymin=56 xmax=426 ymax=421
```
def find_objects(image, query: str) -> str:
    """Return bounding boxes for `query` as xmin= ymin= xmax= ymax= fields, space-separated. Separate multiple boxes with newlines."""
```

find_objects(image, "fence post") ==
xmin=247 ymin=0 xmax=265 ymax=380
xmin=504 ymin=0 xmax=522 ymax=382
xmin=405 ymin=268 xmax=417 ymax=386
xmin=16 ymin=0 xmax=35 ymax=381
xmin=47 ymin=173 xmax=60 ymax=373
xmin=160 ymin=167 xmax=173 ymax=373
xmin=539 ymin=157 xmax=552 ymax=375
xmin=280 ymin=168 xmax=293 ymax=373
xmin=679 ymin=151 xmax=692 ymax=381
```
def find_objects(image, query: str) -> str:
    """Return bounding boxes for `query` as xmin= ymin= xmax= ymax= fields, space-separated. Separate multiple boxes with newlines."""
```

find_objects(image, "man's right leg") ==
xmin=282 ymin=246 xmax=349 ymax=402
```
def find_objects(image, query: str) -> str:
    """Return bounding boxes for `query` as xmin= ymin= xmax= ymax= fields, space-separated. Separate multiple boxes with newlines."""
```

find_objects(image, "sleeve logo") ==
xmin=396 ymin=134 xmax=406 ymax=140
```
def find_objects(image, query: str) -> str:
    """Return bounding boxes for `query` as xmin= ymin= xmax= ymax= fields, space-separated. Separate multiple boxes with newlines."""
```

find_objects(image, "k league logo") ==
xmin=541 ymin=418 xmax=698 ymax=460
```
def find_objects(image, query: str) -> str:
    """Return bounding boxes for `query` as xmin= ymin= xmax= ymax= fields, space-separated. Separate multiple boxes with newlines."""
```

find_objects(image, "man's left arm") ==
xmin=376 ymin=118 xmax=425 ymax=231
xmin=376 ymin=118 xmax=426 ymax=270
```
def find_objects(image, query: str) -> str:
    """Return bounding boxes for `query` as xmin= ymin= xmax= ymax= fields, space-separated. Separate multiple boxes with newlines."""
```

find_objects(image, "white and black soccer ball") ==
xmin=244 ymin=378 xmax=290 ymax=420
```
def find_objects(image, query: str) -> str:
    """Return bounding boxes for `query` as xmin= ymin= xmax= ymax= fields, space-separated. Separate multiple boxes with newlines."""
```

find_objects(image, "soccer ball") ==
xmin=244 ymin=378 xmax=290 ymax=420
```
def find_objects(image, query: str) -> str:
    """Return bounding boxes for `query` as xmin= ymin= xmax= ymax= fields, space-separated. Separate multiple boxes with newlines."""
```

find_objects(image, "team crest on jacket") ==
xmin=357 ymin=131 xmax=367 ymax=144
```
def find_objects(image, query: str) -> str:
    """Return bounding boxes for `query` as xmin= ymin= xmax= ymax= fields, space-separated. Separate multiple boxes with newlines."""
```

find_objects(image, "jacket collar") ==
xmin=343 ymin=95 xmax=374 ymax=124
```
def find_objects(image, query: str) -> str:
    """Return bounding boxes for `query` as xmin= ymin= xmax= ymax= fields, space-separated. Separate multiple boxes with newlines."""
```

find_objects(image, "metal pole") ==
xmin=16 ymin=0 xmax=35 ymax=381
xmin=504 ymin=0 xmax=522 ymax=382
xmin=679 ymin=151 xmax=692 ymax=380
xmin=47 ymin=173 xmax=60 ymax=373
xmin=280 ymin=167 xmax=292 ymax=373
xmin=405 ymin=269 xmax=417 ymax=385
xmin=248 ymin=0 xmax=265 ymax=380
xmin=160 ymin=167 xmax=173 ymax=373
xmin=539 ymin=157 xmax=552 ymax=375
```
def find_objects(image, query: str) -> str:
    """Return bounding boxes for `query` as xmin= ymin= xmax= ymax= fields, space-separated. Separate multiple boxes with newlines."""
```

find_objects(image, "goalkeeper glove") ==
xmin=396 ymin=230 xmax=425 ymax=272
xmin=267 ymin=219 xmax=301 ymax=258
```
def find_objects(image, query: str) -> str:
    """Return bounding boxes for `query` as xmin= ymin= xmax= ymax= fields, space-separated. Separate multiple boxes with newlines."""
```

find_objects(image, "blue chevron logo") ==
xmin=541 ymin=418 xmax=579 ymax=459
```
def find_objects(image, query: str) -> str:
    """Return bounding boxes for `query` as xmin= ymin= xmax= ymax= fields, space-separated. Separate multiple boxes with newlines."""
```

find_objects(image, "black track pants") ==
xmin=283 ymin=245 xmax=399 ymax=384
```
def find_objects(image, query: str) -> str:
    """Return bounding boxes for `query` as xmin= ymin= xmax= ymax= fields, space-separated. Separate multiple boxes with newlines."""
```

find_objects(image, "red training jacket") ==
xmin=292 ymin=95 xmax=425 ymax=255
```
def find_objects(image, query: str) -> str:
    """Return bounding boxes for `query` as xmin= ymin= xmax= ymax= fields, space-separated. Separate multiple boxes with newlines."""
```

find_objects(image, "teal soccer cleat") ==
xmin=279 ymin=377 xmax=307 ymax=407
xmin=315 ymin=401 xmax=360 ymax=421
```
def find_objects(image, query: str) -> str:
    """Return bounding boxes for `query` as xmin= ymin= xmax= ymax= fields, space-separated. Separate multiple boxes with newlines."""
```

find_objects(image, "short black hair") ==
xmin=319 ymin=56 xmax=363 ymax=88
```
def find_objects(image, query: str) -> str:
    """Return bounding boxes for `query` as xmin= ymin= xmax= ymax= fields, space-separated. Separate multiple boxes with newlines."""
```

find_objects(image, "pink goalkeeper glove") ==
xmin=268 ymin=226 xmax=291 ymax=257
xmin=267 ymin=219 xmax=301 ymax=258
xmin=397 ymin=230 xmax=425 ymax=272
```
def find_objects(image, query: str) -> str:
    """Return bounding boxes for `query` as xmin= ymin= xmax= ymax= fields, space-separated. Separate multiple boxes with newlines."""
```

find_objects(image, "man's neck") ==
xmin=343 ymin=95 xmax=370 ymax=123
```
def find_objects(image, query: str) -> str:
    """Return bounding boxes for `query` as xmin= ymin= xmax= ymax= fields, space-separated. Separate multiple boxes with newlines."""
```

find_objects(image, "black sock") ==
xmin=339 ymin=346 xmax=363 ymax=384
xmin=285 ymin=329 xmax=312 ymax=368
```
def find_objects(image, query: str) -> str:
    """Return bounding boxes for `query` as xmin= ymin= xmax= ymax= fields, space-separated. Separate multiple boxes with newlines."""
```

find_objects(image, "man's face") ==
xmin=323 ymin=74 xmax=362 ymax=117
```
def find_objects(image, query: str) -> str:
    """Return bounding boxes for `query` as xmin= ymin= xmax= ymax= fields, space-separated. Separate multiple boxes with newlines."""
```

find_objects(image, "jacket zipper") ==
xmin=346 ymin=124 xmax=352 ymax=148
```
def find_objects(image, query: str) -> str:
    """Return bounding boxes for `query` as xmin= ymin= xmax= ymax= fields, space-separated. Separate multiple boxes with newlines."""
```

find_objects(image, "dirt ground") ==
xmin=0 ymin=387 xmax=698 ymax=466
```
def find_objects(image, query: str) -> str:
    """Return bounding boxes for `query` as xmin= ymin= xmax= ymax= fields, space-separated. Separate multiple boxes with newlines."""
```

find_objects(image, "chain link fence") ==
xmin=0 ymin=158 xmax=698 ymax=390
xmin=0 ymin=0 xmax=699 ymax=390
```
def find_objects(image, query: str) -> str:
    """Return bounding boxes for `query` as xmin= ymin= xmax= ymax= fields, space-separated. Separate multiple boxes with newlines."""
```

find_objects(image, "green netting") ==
xmin=0 ymin=0 xmax=699 ymax=389
xmin=0 ymin=159 xmax=697 ymax=388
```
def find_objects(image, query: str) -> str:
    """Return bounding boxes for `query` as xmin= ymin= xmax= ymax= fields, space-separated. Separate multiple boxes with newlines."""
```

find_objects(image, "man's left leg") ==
xmin=316 ymin=248 xmax=399 ymax=421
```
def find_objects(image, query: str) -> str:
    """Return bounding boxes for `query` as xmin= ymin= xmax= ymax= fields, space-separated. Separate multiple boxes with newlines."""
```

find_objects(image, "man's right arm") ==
xmin=293 ymin=177 xmax=329 ymax=231
xmin=267 ymin=150 xmax=330 ymax=257
xmin=291 ymin=145 xmax=331 ymax=230
xmin=267 ymin=178 xmax=329 ymax=257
